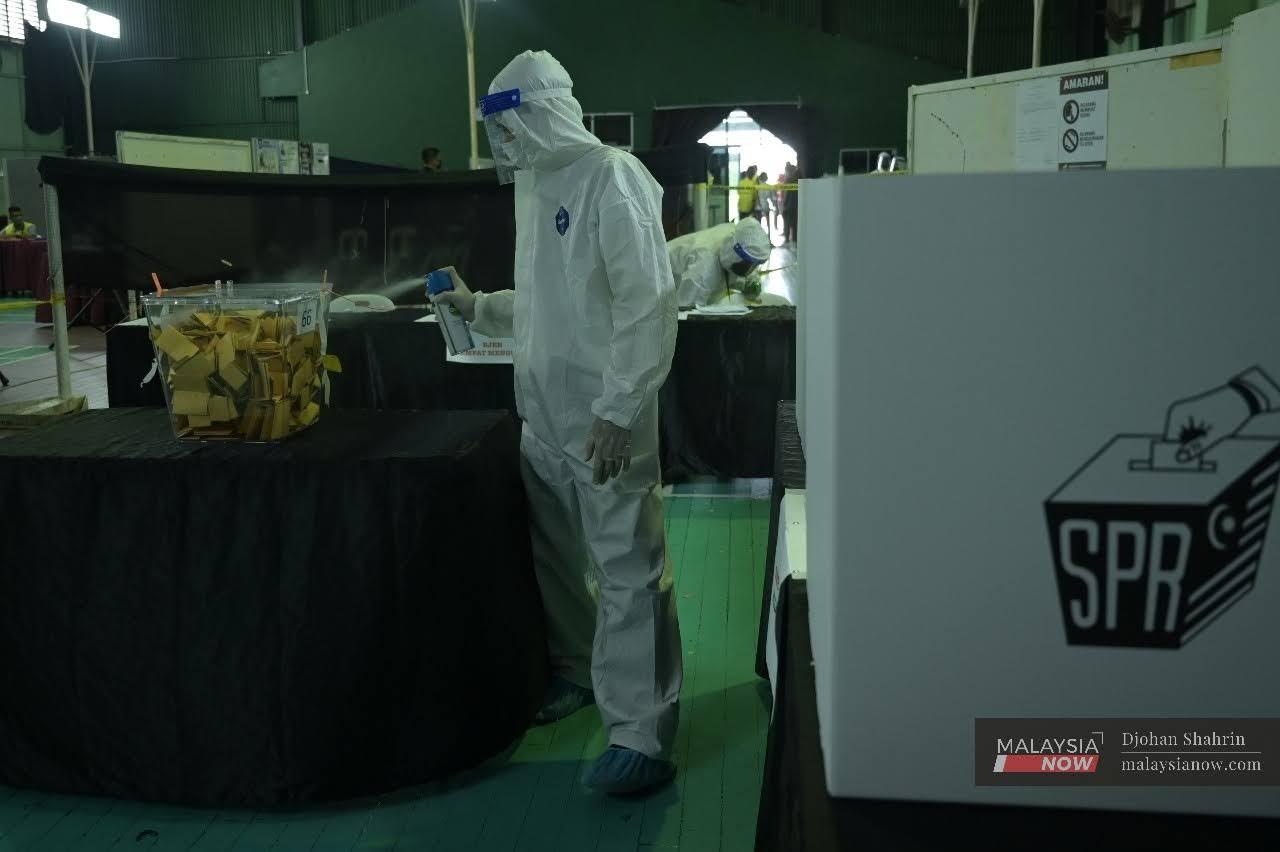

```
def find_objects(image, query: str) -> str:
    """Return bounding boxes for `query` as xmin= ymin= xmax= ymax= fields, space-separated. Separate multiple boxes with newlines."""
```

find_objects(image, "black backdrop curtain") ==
xmin=651 ymin=104 xmax=815 ymax=178
xmin=23 ymin=19 xmax=85 ymax=154
xmin=651 ymin=107 xmax=734 ymax=150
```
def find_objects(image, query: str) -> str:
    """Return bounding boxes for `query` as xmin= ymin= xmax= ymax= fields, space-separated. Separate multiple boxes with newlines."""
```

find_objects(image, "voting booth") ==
xmin=800 ymin=167 xmax=1280 ymax=817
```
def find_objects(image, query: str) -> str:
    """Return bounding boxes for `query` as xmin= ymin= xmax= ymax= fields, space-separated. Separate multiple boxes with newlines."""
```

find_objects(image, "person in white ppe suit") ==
xmin=667 ymin=218 xmax=771 ymax=308
xmin=431 ymin=50 xmax=682 ymax=795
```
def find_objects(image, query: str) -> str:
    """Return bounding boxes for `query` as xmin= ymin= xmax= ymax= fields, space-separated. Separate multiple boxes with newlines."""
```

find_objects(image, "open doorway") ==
xmin=699 ymin=110 xmax=797 ymax=246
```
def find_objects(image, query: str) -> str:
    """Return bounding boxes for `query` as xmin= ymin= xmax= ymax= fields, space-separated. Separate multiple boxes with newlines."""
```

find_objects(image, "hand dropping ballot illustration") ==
xmin=1046 ymin=367 xmax=1280 ymax=649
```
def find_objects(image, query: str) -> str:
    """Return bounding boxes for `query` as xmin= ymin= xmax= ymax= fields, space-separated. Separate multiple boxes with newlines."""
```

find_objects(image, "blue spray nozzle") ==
xmin=425 ymin=269 xmax=455 ymax=297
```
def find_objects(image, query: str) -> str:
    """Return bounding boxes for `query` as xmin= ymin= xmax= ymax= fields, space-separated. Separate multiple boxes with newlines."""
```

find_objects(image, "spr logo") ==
xmin=1045 ymin=368 xmax=1280 ymax=648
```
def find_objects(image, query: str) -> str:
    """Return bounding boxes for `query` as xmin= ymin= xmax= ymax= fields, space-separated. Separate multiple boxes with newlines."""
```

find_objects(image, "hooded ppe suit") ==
xmin=667 ymin=218 xmax=771 ymax=308
xmin=470 ymin=51 xmax=682 ymax=760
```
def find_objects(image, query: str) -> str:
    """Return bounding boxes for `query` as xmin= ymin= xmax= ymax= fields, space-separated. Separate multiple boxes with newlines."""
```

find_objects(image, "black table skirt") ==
xmin=107 ymin=307 xmax=796 ymax=480
xmin=0 ymin=408 xmax=548 ymax=807
xmin=754 ymin=579 xmax=1280 ymax=852
xmin=755 ymin=400 xmax=805 ymax=679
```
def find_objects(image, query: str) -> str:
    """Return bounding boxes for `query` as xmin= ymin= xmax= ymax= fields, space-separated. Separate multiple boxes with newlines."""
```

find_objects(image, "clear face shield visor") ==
xmin=477 ymin=87 xmax=572 ymax=185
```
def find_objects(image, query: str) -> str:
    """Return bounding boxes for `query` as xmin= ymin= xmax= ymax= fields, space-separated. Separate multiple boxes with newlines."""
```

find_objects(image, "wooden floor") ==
xmin=0 ymin=495 xmax=772 ymax=851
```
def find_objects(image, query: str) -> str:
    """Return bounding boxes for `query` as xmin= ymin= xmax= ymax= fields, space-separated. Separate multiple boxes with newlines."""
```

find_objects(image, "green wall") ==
xmin=0 ymin=44 xmax=65 ymax=161
xmin=287 ymin=0 xmax=959 ymax=173
xmin=65 ymin=1 xmax=446 ymax=154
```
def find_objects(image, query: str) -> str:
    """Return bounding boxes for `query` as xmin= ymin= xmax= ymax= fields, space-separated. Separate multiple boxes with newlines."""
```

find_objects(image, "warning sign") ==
xmin=1057 ymin=71 xmax=1108 ymax=170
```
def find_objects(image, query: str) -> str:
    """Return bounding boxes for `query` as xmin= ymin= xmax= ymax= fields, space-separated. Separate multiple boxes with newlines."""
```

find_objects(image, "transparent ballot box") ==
xmin=142 ymin=283 xmax=331 ymax=441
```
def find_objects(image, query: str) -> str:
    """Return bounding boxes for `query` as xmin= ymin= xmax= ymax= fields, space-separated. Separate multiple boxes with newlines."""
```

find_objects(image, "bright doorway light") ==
xmin=699 ymin=110 xmax=797 ymax=245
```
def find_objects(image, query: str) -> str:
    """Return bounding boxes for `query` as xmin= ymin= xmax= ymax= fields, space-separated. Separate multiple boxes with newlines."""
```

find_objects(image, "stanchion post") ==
xmin=693 ymin=183 xmax=708 ymax=232
xmin=43 ymin=181 xmax=73 ymax=400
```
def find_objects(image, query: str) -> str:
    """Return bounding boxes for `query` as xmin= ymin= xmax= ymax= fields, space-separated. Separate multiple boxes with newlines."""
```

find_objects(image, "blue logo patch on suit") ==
xmin=556 ymin=206 xmax=570 ymax=236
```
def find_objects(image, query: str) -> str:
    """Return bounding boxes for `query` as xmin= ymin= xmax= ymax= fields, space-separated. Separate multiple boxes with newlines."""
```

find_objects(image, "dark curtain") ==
xmin=23 ymin=20 xmax=86 ymax=154
xmin=635 ymin=144 xmax=712 ymax=238
xmin=651 ymin=107 xmax=733 ymax=150
xmin=746 ymin=106 xmax=807 ymax=162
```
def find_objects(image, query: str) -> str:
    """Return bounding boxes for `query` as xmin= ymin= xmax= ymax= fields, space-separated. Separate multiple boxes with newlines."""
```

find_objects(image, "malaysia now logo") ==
xmin=992 ymin=732 xmax=1103 ymax=775
xmin=1046 ymin=367 xmax=1280 ymax=648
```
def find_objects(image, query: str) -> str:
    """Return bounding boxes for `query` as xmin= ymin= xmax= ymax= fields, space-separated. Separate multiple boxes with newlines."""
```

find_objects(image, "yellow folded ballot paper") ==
xmin=155 ymin=325 xmax=200 ymax=362
xmin=172 ymin=390 xmax=210 ymax=416
xmin=143 ymin=286 xmax=330 ymax=441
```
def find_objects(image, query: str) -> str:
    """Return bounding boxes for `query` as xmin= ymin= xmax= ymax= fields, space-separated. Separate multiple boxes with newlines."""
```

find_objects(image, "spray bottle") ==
xmin=425 ymin=268 xmax=475 ymax=355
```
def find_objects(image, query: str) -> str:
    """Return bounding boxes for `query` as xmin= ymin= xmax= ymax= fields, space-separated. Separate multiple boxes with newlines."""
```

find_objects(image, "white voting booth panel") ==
xmin=802 ymin=168 xmax=1280 ymax=817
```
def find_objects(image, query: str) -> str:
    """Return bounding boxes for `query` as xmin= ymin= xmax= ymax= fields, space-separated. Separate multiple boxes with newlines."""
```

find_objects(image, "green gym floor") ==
xmin=0 ymin=492 xmax=772 ymax=851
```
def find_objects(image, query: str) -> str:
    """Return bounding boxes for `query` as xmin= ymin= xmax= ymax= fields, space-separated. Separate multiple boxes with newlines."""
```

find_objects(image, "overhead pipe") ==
xmin=1032 ymin=0 xmax=1046 ymax=68
xmin=966 ymin=0 xmax=982 ymax=78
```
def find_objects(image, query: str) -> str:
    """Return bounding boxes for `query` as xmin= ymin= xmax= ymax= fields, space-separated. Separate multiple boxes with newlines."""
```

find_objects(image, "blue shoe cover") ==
xmin=582 ymin=746 xmax=675 ymax=794
xmin=534 ymin=676 xmax=595 ymax=724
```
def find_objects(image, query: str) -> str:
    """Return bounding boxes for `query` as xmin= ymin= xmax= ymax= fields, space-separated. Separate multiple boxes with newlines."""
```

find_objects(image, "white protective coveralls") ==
xmin=667 ymin=218 xmax=770 ymax=307
xmin=470 ymin=51 xmax=682 ymax=759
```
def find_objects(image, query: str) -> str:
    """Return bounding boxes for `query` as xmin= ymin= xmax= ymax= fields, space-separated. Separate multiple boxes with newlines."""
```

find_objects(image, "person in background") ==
xmin=667 ymin=217 xmax=771 ymax=308
xmin=421 ymin=147 xmax=442 ymax=172
xmin=755 ymin=172 xmax=772 ymax=233
xmin=0 ymin=205 xmax=37 ymax=239
xmin=782 ymin=162 xmax=799 ymax=247
xmin=432 ymin=50 xmax=682 ymax=796
xmin=737 ymin=165 xmax=758 ymax=222
xmin=774 ymin=176 xmax=786 ymax=235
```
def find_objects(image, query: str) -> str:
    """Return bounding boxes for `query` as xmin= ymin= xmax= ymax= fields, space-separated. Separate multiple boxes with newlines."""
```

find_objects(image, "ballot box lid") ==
xmin=1049 ymin=435 xmax=1280 ymax=506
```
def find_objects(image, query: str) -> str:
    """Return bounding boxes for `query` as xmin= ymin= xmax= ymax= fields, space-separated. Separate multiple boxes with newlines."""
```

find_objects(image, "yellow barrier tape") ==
xmin=705 ymin=182 xmax=800 ymax=193
xmin=0 ymin=294 xmax=66 ymax=312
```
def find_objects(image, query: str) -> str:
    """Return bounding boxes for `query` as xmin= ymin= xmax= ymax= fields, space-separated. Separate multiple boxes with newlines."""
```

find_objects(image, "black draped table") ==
xmin=106 ymin=306 xmax=796 ymax=480
xmin=754 ymin=580 xmax=1280 ymax=852
xmin=0 ymin=408 xmax=547 ymax=806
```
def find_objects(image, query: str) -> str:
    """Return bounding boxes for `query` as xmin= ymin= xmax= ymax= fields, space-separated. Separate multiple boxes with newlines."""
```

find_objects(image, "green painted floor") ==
xmin=0 ymin=346 xmax=49 ymax=366
xmin=0 ymin=496 xmax=771 ymax=851
xmin=0 ymin=298 xmax=36 ymax=324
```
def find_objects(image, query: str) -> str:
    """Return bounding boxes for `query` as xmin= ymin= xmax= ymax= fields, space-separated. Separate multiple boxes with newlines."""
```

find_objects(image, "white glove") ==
xmin=429 ymin=266 xmax=476 ymax=322
xmin=584 ymin=416 xmax=632 ymax=485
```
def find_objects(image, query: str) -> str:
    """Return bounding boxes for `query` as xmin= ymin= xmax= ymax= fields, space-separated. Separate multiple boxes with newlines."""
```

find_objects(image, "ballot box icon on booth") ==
xmin=1046 ymin=369 xmax=1280 ymax=649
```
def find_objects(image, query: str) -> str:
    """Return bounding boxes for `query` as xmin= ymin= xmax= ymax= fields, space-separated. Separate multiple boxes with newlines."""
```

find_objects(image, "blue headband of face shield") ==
xmin=479 ymin=88 xmax=521 ymax=118
xmin=476 ymin=86 xmax=575 ymax=119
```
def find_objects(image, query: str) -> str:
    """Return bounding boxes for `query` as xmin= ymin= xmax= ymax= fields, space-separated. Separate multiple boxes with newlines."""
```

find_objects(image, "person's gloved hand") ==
xmin=429 ymin=266 xmax=477 ymax=322
xmin=584 ymin=416 xmax=632 ymax=485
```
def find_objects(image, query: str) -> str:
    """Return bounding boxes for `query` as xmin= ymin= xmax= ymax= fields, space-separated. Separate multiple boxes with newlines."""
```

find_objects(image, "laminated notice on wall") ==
xmin=1057 ymin=70 xmax=1108 ymax=169
xmin=1016 ymin=70 xmax=1109 ymax=171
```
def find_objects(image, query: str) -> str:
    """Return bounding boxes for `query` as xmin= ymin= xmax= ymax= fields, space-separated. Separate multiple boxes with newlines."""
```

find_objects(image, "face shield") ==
xmin=478 ymin=87 xmax=572 ymax=184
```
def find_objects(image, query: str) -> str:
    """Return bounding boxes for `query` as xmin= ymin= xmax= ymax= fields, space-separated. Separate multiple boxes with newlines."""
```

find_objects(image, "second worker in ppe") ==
xmin=667 ymin=217 xmax=771 ymax=308
xmin=432 ymin=50 xmax=681 ymax=796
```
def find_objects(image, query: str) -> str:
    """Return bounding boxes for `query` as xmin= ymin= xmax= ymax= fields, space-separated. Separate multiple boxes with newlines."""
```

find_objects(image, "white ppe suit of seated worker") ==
xmin=667 ymin=217 xmax=770 ymax=308
xmin=433 ymin=50 xmax=682 ymax=795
